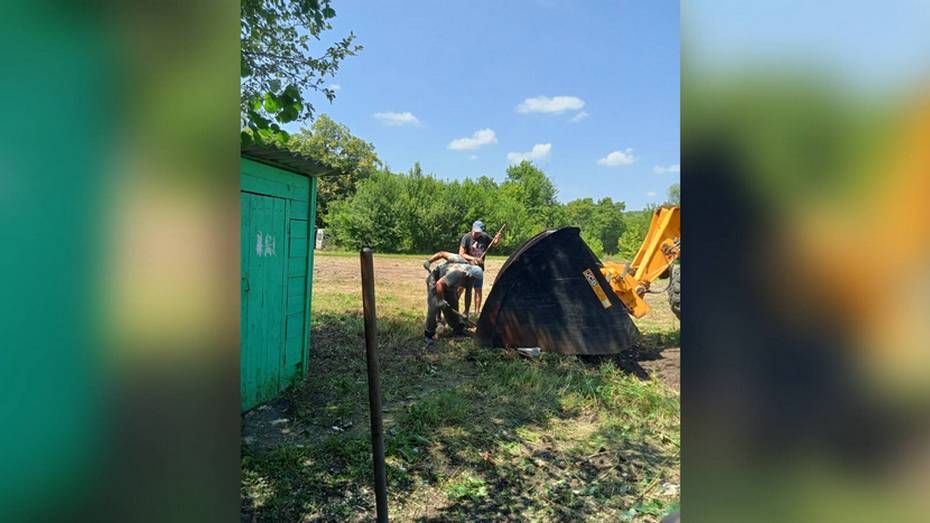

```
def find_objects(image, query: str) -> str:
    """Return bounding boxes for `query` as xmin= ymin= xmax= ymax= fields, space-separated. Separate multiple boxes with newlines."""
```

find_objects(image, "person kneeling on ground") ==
xmin=424 ymin=261 xmax=482 ymax=346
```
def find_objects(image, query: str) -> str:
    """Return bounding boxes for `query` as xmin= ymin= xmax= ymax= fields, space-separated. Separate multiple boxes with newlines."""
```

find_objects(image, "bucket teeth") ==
xmin=476 ymin=227 xmax=640 ymax=355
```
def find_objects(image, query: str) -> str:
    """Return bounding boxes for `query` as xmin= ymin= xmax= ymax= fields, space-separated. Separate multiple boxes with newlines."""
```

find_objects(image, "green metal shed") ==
xmin=240 ymin=144 xmax=328 ymax=411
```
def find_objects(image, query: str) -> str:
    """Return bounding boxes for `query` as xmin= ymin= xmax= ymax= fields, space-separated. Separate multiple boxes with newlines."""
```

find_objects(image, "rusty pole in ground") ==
xmin=360 ymin=248 xmax=388 ymax=522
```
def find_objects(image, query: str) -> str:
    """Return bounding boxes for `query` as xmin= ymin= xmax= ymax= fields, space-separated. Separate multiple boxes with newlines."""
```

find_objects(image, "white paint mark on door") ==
xmin=255 ymin=232 xmax=277 ymax=257
xmin=264 ymin=234 xmax=276 ymax=257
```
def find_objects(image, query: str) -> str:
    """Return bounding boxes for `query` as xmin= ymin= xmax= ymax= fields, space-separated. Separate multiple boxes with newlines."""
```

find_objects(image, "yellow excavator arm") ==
xmin=600 ymin=206 xmax=681 ymax=318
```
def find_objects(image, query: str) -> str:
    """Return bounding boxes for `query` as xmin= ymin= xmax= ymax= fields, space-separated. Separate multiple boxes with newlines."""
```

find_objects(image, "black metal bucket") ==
xmin=476 ymin=227 xmax=640 ymax=355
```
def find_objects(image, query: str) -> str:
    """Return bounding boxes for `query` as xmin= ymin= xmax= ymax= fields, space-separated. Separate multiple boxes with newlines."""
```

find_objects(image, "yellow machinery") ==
xmin=601 ymin=206 xmax=681 ymax=318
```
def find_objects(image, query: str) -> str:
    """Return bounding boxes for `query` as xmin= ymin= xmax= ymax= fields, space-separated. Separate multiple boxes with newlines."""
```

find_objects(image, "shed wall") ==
xmin=240 ymin=157 xmax=318 ymax=411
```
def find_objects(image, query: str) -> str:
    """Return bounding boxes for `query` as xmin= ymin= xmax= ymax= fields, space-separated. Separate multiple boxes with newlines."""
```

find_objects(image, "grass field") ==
xmin=242 ymin=252 xmax=680 ymax=522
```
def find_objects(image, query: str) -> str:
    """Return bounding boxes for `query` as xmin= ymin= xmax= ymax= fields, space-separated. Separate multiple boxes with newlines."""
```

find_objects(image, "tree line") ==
xmin=288 ymin=115 xmax=679 ymax=260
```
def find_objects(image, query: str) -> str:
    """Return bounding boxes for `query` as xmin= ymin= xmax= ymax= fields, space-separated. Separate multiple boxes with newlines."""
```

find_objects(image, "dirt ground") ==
xmin=311 ymin=252 xmax=506 ymax=298
xmin=311 ymin=252 xmax=680 ymax=391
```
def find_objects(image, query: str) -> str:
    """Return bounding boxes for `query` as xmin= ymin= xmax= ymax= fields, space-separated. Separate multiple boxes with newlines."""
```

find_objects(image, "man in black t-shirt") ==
xmin=458 ymin=220 xmax=500 ymax=316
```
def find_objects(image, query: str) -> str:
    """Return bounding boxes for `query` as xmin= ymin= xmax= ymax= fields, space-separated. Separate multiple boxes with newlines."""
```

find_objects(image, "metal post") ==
xmin=360 ymin=248 xmax=388 ymax=522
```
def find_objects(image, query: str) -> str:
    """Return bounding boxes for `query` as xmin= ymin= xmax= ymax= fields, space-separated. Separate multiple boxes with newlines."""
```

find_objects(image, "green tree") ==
xmin=288 ymin=115 xmax=382 ymax=227
xmin=325 ymin=169 xmax=405 ymax=251
xmin=562 ymin=197 xmax=627 ymax=254
xmin=592 ymin=197 xmax=626 ymax=254
xmin=324 ymin=160 xmax=566 ymax=254
xmin=617 ymin=207 xmax=655 ymax=261
xmin=241 ymin=0 xmax=362 ymax=144
xmin=459 ymin=177 xmax=499 ymax=231
xmin=501 ymin=161 xmax=560 ymax=228
xmin=562 ymin=198 xmax=596 ymax=226
xmin=487 ymin=193 xmax=537 ymax=253
xmin=581 ymin=230 xmax=606 ymax=259
xmin=667 ymin=183 xmax=680 ymax=205
xmin=401 ymin=164 xmax=460 ymax=253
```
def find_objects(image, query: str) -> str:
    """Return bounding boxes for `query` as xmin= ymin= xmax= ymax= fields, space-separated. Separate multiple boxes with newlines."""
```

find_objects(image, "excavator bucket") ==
xmin=476 ymin=227 xmax=640 ymax=355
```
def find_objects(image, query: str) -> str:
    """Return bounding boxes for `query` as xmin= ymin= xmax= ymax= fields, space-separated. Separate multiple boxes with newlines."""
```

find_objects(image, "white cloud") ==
xmin=516 ymin=95 xmax=585 ymax=114
xmin=448 ymin=128 xmax=497 ymax=150
xmin=329 ymin=84 xmax=341 ymax=91
xmin=468 ymin=155 xmax=478 ymax=160
xmin=646 ymin=191 xmax=658 ymax=197
xmin=372 ymin=111 xmax=421 ymax=126
xmin=570 ymin=111 xmax=589 ymax=123
xmin=507 ymin=143 xmax=552 ymax=164
xmin=653 ymin=163 xmax=680 ymax=174
xmin=597 ymin=148 xmax=637 ymax=166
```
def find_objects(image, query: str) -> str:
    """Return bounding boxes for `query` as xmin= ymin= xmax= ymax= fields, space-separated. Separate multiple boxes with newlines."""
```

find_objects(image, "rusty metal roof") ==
xmin=241 ymin=143 xmax=335 ymax=177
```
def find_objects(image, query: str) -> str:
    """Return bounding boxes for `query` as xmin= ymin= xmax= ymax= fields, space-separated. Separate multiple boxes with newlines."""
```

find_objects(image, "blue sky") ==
xmin=286 ymin=0 xmax=680 ymax=210
xmin=684 ymin=0 xmax=930 ymax=92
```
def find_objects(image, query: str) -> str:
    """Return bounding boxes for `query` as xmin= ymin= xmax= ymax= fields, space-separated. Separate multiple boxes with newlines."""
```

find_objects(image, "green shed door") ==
xmin=241 ymin=191 xmax=289 ymax=410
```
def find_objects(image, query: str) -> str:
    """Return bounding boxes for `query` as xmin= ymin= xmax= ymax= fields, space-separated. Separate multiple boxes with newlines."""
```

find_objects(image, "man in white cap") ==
xmin=458 ymin=220 xmax=500 ymax=316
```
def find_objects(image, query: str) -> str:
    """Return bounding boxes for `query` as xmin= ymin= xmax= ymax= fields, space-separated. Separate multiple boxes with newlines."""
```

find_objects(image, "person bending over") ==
xmin=423 ymin=261 xmax=481 ymax=346
xmin=422 ymin=252 xmax=485 ymax=319
xmin=422 ymin=251 xmax=474 ymax=272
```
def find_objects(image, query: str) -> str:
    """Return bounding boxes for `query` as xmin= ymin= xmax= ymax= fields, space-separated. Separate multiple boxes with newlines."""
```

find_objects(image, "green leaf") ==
xmin=254 ymin=127 xmax=289 ymax=147
xmin=240 ymin=131 xmax=254 ymax=147
xmin=277 ymin=105 xmax=298 ymax=124
xmin=256 ymin=127 xmax=274 ymax=143
xmin=284 ymin=84 xmax=300 ymax=101
xmin=247 ymin=109 xmax=271 ymax=129
xmin=263 ymin=92 xmax=281 ymax=113
xmin=240 ymin=0 xmax=360 ymax=131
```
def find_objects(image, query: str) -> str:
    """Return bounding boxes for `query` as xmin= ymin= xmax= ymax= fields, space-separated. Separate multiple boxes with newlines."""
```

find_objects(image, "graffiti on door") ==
xmin=255 ymin=232 xmax=277 ymax=257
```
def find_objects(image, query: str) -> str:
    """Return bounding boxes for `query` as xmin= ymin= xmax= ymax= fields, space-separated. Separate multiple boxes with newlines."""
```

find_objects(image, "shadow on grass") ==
xmin=578 ymin=329 xmax=681 ymax=380
xmin=242 ymin=311 xmax=679 ymax=522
